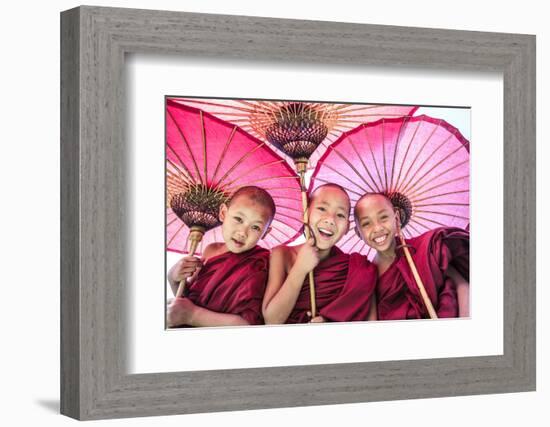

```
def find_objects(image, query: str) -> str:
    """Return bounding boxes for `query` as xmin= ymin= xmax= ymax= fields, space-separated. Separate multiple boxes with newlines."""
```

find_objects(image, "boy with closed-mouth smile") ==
xmin=167 ymin=186 xmax=275 ymax=327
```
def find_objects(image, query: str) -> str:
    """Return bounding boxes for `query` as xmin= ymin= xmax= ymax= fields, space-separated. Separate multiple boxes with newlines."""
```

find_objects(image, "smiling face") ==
xmin=308 ymin=185 xmax=350 ymax=252
xmin=219 ymin=195 xmax=272 ymax=254
xmin=354 ymin=194 xmax=400 ymax=255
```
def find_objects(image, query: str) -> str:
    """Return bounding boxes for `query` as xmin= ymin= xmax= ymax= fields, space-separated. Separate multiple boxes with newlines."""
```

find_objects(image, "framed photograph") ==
xmin=61 ymin=6 xmax=535 ymax=420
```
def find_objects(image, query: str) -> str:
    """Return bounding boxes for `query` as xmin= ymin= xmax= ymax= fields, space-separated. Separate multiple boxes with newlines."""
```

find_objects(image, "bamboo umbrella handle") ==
xmin=300 ymin=176 xmax=317 ymax=319
xmin=175 ymin=235 xmax=201 ymax=299
xmin=398 ymin=234 xmax=438 ymax=319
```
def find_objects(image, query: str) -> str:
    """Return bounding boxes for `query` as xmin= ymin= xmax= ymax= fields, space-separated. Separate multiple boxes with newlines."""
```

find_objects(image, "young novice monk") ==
xmin=354 ymin=193 xmax=470 ymax=320
xmin=167 ymin=186 xmax=275 ymax=327
xmin=262 ymin=184 xmax=377 ymax=324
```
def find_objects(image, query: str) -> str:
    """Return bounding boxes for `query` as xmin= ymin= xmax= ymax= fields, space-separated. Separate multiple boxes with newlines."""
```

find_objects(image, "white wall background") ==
xmin=0 ymin=0 xmax=546 ymax=425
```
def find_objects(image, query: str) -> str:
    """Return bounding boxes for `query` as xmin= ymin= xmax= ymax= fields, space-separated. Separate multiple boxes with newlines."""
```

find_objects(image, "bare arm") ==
xmin=262 ymin=246 xmax=304 ymax=324
xmin=446 ymin=265 xmax=470 ymax=317
xmin=262 ymin=242 xmax=319 ymax=324
xmin=167 ymin=298 xmax=249 ymax=327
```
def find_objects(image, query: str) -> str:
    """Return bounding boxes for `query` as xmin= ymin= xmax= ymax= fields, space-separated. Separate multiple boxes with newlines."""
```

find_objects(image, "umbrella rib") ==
xmin=174 ymin=98 xmax=255 ymax=114
xmin=406 ymin=159 xmax=469 ymax=197
xmin=167 ymin=109 xmax=203 ymax=185
xmin=389 ymin=116 xmax=410 ymax=192
xmin=313 ymin=177 xmax=365 ymax=198
xmin=274 ymin=210 xmax=304 ymax=225
xmin=412 ymin=189 xmax=470 ymax=204
xmin=408 ymin=175 xmax=470 ymax=200
xmin=214 ymin=142 xmax=269 ymax=187
xmin=406 ymin=221 xmax=424 ymax=235
xmin=339 ymin=230 xmax=359 ymax=248
xmin=400 ymin=131 xmax=455 ymax=194
xmin=396 ymin=120 xmax=441 ymax=194
xmin=167 ymin=221 xmax=187 ymax=247
xmin=211 ymin=126 xmax=237 ymax=186
xmin=414 ymin=210 xmax=469 ymax=221
xmin=381 ymin=120 xmax=389 ymax=191
xmin=200 ymin=111 xmax=208 ymax=185
xmin=314 ymin=165 xmax=369 ymax=196
xmin=413 ymin=215 xmax=449 ymax=228
xmin=348 ymin=236 xmax=364 ymax=253
xmin=363 ymin=125 xmax=386 ymax=193
xmin=221 ymin=159 xmax=287 ymax=190
xmin=166 ymin=216 xmax=180 ymax=227
xmin=349 ymin=139 xmax=382 ymax=193
xmin=393 ymin=120 xmax=423 ymax=194
xmin=166 ymin=158 xmax=194 ymax=186
xmin=224 ymin=175 xmax=299 ymax=192
xmin=332 ymin=146 xmax=377 ymax=193
xmin=265 ymin=227 xmax=285 ymax=245
xmin=414 ymin=202 xmax=470 ymax=208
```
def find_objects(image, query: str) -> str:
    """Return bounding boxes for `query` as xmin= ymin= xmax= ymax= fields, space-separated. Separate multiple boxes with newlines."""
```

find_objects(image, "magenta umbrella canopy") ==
xmin=170 ymin=97 xmax=418 ymax=169
xmin=310 ymin=115 xmax=470 ymax=258
xmin=166 ymin=100 xmax=303 ymax=255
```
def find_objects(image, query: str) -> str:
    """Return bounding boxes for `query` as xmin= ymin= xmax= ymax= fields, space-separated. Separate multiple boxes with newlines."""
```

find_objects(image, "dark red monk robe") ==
xmin=376 ymin=227 xmax=469 ymax=320
xmin=185 ymin=246 xmax=269 ymax=325
xmin=287 ymin=247 xmax=377 ymax=323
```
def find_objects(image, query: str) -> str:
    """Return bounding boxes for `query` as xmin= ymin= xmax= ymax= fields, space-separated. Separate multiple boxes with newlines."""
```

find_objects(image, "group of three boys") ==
xmin=167 ymin=184 xmax=469 ymax=328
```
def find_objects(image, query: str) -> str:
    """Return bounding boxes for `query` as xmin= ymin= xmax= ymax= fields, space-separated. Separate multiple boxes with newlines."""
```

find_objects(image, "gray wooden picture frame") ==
xmin=60 ymin=5 xmax=536 ymax=421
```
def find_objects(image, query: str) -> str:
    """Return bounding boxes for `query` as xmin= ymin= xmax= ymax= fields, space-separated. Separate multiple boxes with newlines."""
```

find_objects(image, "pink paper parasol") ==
xmin=166 ymin=100 xmax=303 ymax=257
xmin=310 ymin=115 xmax=470 ymax=259
xmin=171 ymin=98 xmax=418 ymax=169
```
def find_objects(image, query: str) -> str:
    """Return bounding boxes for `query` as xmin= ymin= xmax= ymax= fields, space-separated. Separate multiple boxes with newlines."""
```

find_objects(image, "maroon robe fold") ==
xmin=186 ymin=246 xmax=269 ymax=325
xmin=376 ymin=227 xmax=469 ymax=320
xmin=287 ymin=247 xmax=377 ymax=323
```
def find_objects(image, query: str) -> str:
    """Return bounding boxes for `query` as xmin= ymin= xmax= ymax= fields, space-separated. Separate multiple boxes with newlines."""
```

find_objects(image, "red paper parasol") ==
xmin=311 ymin=115 xmax=470 ymax=259
xmin=166 ymin=100 xmax=303 ymax=258
xmin=171 ymin=98 xmax=418 ymax=168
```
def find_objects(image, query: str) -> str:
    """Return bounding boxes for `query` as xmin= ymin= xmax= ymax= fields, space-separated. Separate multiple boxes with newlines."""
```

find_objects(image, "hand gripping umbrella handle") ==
xmin=398 ymin=233 xmax=438 ymax=319
xmin=175 ymin=228 xmax=203 ymax=299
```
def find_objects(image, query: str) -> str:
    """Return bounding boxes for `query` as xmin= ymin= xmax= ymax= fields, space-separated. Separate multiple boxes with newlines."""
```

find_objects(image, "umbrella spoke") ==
xmin=394 ymin=119 xmax=422 ymax=193
xmin=167 ymin=221 xmax=187 ymax=247
xmin=412 ymin=215 xmax=448 ymax=228
xmin=333 ymin=146 xmax=379 ymax=193
xmin=166 ymin=159 xmax=194 ymax=188
xmin=406 ymin=159 xmax=469 ymax=196
xmin=339 ymin=230 xmax=359 ymax=248
xmin=167 ymin=109 xmax=203 ymax=185
xmin=411 ymin=189 xmax=469 ymax=204
xmin=200 ymin=111 xmax=208 ymax=184
xmin=396 ymin=120 xmax=441 ymax=194
xmin=408 ymin=176 xmax=469 ymax=200
xmin=381 ymin=120 xmax=389 ymax=191
xmin=314 ymin=177 xmax=364 ymax=198
xmin=389 ymin=116 xmax=410 ymax=192
xmin=222 ymin=159 xmax=287 ymax=189
xmin=211 ymin=126 xmax=237 ymax=186
xmin=363 ymin=126 xmax=386 ymax=193
xmin=223 ymin=175 xmax=299 ymax=193
xmin=400 ymin=132 xmax=455 ymax=195
xmin=406 ymin=221 xmax=425 ymax=234
xmin=414 ymin=210 xmax=469 ymax=221
xmin=314 ymin=164 xmax=370 ymax=195
xmin=167 ymin=216 xmax=180 ymax=227
xmin=414 ymin=202 xmax=470 ymax=208
xmin=166 ymin=147 xmax=195 ymax=185
xmin=214 ymin=141 xmax=268 ymax=187
xmin=349 ymin=139 xmax=382 ymax=193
